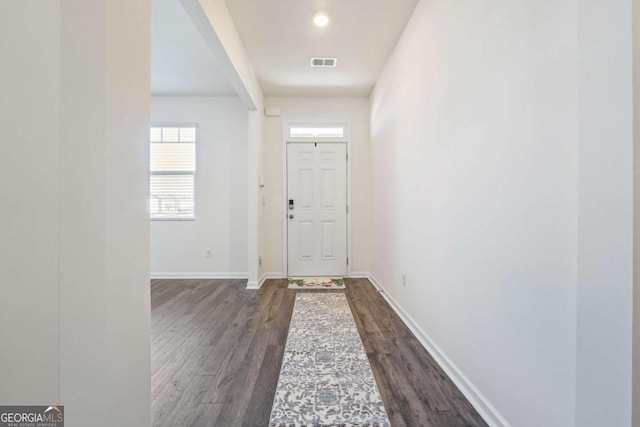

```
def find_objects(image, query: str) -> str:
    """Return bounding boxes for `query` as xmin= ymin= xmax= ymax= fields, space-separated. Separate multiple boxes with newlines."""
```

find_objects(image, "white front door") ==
xmin=287 ymin=142 xmax=347 ymax=276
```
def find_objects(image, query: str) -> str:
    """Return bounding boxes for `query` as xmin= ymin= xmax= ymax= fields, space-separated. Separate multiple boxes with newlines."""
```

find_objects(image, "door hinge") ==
xmin=346 ymin=153 xmax=348 ymax=161
xmin=346 ymin=205 xmax=349 ymax=214
xmin=347 ymin=257 xmax=349 ymax=265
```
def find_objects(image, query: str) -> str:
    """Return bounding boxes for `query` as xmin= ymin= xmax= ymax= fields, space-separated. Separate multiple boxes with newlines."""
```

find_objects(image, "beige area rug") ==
xmin=287 ymin=277 xmax=345 ymax=289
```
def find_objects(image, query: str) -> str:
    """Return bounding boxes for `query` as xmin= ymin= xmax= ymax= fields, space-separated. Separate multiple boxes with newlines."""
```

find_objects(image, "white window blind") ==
xmin=150 ymin=126 xmax=196 ymax=220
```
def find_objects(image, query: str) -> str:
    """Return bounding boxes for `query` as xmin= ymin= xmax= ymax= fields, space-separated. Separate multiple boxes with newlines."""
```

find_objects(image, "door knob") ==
xmin=289 ymin=214 xmax=294 ymax=219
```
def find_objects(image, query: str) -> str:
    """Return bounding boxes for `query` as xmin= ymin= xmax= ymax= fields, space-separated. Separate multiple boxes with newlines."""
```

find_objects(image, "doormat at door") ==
xmin=288 ymin=277 xmax=345 ymax=289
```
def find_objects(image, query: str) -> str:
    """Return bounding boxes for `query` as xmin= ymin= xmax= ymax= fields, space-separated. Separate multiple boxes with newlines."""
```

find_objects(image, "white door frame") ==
xmin=281 ymin=119 xmax=352 ymax=277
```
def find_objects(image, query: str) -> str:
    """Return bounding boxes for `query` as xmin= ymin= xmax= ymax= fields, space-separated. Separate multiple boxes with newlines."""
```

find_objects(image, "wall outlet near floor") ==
xmin=402 ymin=273 xmax=407 ymax=287
xmin=205 ymin=248 xmax=212 ymax=258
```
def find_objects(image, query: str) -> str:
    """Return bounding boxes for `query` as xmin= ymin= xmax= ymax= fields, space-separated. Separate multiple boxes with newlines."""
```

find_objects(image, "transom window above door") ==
xmin=290 ymin=127 xmax=344 ymax=138
xmin=286 ymin=122 xmax=348 ymax=143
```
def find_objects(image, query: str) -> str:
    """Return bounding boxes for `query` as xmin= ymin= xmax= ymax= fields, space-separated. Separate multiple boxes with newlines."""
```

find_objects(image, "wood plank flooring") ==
xmin=151 ymin=278 xmax=488 ymax=427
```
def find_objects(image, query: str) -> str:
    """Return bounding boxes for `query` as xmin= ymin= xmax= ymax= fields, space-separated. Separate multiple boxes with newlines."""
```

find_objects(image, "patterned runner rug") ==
xmin=269 ymin=293 xmax=390 ymax=427
xmin=287 ymin=277 xmax=345 ymax=289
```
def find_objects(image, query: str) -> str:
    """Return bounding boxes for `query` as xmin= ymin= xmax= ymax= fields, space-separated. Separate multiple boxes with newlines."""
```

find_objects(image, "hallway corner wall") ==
xmin=575 ymin=0 xmax=635 ymax=426
xmin=369 ymin=0 xmax=579 ymax=425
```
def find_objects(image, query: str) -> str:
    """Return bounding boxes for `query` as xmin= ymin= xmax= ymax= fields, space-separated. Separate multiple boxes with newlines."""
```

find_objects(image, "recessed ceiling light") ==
xmin=313 ymin=12 xmax=330 ymax=27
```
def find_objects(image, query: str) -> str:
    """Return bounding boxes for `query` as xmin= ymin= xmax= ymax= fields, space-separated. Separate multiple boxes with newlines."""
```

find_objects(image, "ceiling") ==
xmin=225 ymin=0 xmax=418 ymax=97
xmin=151 ymin=0 xmax=236 ymax=96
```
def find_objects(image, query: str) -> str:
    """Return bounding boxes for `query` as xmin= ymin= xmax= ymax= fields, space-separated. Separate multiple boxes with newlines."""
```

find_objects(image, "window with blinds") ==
xmin=150 ymin=126 xmax=196 ymax=220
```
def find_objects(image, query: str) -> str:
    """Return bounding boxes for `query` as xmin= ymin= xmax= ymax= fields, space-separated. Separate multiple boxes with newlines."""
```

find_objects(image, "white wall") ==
xmin=250 ymin=109 xmax=265 ymax=286
xmin=262 ymin=97 xmax=371 ymax=277
xmin=180 ymin=0 xmax=264 ymax=288
xmin=151 ymin=96 xmax=248 ymax=277
xmin=0 ymin=1 xmax=151 ymax=426
xmin=634 ymin=0 xmax=640 ymax=423
xmin=369 ymin=1 xmax=578 ymax=426
xmin=60 ymin=1 xmax=151 ymax=426
xmin=576 ymin=0 xmax=634 ymax=426
xmin=0 ymin=0 xmax=61 ymax=403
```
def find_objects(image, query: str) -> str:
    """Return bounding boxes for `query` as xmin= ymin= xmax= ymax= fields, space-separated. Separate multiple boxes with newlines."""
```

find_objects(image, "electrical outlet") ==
xmin=402 ymin=273 xmax=407 ymax=288
xmin=205 ymin=248 xmax=212 ymax=258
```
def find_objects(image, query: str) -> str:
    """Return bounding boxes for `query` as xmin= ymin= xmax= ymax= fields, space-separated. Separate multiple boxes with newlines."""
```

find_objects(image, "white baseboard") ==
xmin=151 ymin=272 xmax=248 ymax=280
xmin=367 ymin=274 xmax=510 ymax=427
xmin=348 ymin=271 xmax=369 ymax=278
xmin=246 ymin=280 xmax=260 ymax=290
xmin=258 ymin=272 xmax=285 ymax=288
xmin=257 ymin=274 xmax=267 ymax=289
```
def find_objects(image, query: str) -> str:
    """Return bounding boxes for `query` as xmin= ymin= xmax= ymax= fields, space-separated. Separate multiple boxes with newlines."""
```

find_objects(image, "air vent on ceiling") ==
xmin=310 ymin=57 xmax=337 ymax=68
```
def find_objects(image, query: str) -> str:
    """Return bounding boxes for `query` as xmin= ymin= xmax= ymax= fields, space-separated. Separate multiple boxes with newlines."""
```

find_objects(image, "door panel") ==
xmin=298 ymin=221 xmax=313 ymax=259
xmin=298 ymin=169 xmax=314 ymax=209
xmin=321 ymin=221 xmax=336 ymax=259
xmin=287 ymin=142 xmax=347 ymax=276
xmin=321 ymin=169 xmax=336 ymax=208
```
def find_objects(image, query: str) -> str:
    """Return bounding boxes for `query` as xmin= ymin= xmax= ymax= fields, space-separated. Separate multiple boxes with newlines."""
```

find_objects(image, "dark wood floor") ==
xmin=151 ymin=278 xmax=487 ymax=427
